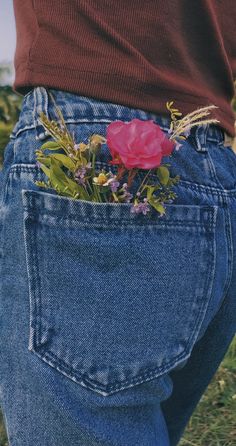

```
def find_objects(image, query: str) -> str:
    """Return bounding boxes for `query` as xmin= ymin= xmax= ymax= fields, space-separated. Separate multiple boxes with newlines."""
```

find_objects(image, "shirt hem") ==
xmin=13 ymin=62 xmax=236 ymax=138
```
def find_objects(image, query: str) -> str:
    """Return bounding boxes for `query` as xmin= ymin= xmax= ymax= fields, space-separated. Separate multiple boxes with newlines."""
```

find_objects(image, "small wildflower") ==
xmin=75 ymin=166 xmax=86 ymax=177
xmin=75 ymin=176 xmax=86 ymax=186
xmin=93 ymin=172 xmax=108 ymax=186
xmin=130 ymin=203 xmax=141 ymax=214
xmin=131 ymin=198 xmax=151 ymax=215
xmin=104 ymin=177 xmax=119 ymax=192
xmin=75 ymin=166 xmax=87 ymax=185
xmin=119 ymin=184 xmax=133 ymax=202
xmin=123 ymin=191 xmax=133 ymax=203
xmin=74 ymin=142 xmax=88 ymax=152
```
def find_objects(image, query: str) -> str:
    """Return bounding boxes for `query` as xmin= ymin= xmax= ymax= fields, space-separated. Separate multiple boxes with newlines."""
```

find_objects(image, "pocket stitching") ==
xmin=23 ymin=188 xmax=218 ymax=395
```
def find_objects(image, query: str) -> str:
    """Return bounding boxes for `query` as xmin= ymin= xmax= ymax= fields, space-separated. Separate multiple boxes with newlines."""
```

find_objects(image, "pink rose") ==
xmin=106 ymin=118 xmax=175 ymax=169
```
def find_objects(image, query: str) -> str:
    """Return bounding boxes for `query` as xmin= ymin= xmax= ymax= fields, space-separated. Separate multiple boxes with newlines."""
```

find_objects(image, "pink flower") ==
xmin=106 ymin=119 xmax=175 ymax=169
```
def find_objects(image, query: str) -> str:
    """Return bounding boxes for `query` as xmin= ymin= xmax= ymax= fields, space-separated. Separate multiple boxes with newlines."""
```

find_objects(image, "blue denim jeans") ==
xmin=0 ymin=87 xmax=235 ymax=446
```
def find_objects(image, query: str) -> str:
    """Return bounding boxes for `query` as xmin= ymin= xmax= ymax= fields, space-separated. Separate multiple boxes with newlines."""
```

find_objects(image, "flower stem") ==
xmin=85 ymin=178 xmax=94 ymax=196
xmin=170 ymin=118 xmax=220 ymax=140
xmin=136 ymin=169 xmax=152 ymax=195
xmin=112 ymin=192 xmax=119 ymax=202
xmin=127 ymin=168 xmax=139 ymax=188
xmin=116 ymin=165 xmax=127 ymax=181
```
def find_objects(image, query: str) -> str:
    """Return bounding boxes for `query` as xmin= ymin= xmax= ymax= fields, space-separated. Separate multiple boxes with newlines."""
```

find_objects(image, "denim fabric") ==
xmin=0 ymin=86 xmax=235 ymax=445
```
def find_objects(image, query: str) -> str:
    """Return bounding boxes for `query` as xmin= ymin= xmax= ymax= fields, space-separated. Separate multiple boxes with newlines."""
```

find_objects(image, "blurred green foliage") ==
xmin=0 ymin=86 xmax=23 ymax=166
xmin=0 ymin=86 xmax=22 ymax=124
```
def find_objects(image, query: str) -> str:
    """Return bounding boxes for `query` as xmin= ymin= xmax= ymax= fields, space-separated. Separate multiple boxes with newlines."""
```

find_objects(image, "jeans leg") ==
xmin=161 ymin=286 xmax=236 ymax=446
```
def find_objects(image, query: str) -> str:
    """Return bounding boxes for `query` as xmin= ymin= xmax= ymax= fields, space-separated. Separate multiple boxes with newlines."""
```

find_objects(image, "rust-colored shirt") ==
xmin=13 ymin=0 xmax=236 ymax=136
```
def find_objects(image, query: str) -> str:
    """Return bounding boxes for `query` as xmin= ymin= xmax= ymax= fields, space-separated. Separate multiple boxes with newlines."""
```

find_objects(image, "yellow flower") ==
xmin=89 ymin=134 xmax=107 ymax=153
xmin=79 ymin=143 xmax=88 ymax=152
xmin=93 ymin=172 xmax=109 ymax=186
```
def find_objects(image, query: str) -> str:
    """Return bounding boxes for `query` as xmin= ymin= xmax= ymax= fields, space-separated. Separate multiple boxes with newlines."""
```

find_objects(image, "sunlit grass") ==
xmin=0 ymin=411 xmax=8 ymax=446
xmin=179 ymin=336 xmax=236 ymax=446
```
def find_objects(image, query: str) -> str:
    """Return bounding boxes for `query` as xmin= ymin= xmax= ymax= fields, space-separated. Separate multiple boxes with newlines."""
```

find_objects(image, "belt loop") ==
xmin=33 ymin=87 xmax=49 ymax=140
xmin=223 ymin=131 xmax=234 ymax=147
xmin=194 ymin=124 xmax=208 ymax=153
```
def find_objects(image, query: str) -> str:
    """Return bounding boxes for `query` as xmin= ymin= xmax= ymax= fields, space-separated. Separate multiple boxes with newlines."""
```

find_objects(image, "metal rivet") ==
xmin=38 ymin=132 xmax=47 ymax=140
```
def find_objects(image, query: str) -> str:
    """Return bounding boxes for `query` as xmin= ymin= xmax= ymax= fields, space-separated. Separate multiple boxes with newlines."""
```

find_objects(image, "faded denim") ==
xmin=0 ymin=86 xmax=235 ymax=445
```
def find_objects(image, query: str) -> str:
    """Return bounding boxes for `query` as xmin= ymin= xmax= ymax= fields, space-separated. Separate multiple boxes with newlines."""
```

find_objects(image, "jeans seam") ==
xmin=206 ymin=150 xmax=226 ymax=190
xmin=7 ymin=164 xmax=236 ymax=197
xmin=218 ymin=196 xmax=234 ymax=310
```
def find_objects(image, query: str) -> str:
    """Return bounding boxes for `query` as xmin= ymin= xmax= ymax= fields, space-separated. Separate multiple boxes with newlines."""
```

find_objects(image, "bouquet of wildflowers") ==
xmin=35 ymin=96 xmax=219 ymax=216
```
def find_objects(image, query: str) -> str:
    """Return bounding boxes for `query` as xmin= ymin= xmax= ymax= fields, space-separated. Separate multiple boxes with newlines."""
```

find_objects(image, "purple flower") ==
xmin=75 ymin=177 xmax=86 ymax=185
xmin=74 ymin=166 xmax=87 ymax=185
xmin=119 ymin=183 xmax=133 ymax=202
xmin=131 ymin=198 xmax=151 ymax=215
xmin=120 ymin=182 xmax=134 ymax=201
xmin=109 ymin=180 xmax=120 ymax=192
xmin=124 ymin=191 xmax=133 ymax=203
xmin=75 ymin=167 xmax=86 ymax=177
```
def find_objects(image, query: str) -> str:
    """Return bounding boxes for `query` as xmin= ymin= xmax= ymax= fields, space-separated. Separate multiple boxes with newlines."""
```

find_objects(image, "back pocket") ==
xmin=22 ymin=189 xmax=218 ymax=396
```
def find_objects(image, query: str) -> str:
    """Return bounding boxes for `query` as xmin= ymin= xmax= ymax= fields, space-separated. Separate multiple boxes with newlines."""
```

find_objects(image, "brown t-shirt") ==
xmin=13 ymin=0 xmax=236 ymax=136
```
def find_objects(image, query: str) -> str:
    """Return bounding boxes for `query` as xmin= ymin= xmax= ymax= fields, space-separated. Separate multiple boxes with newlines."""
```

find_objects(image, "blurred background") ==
xmin=0 ymin=0 xmax=22 ymax=167
xmin=0 ymin=2 xmax=236 ymax=446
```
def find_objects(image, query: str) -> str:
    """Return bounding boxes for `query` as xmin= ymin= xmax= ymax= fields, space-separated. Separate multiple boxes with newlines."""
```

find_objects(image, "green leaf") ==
xmin=156 ymin=166 xmax=170 ymax=186
xmin=146 ymin=185 xmax=156 ymax=200
xmin=51 ymin=153 xmax=75 ymax=171
xmin=66 ymin=175 xmax=90 ymax=200
xmin=36 ymin=157 xmax=51 ymax=168
xmin=148 ymin=198 xmax=166 ymax=215
xmin=40 ymin=141 xmax=62 ymax=151
xmin=49 ymin=158 xmax=71 ymax=194
xmin=38 ymin=163 xmax=51 ymax=179
xmin=141 ymin=184 xmax=160 ymax=199
xmin=50 ymin=158 xmax=90 ymax=200
xmin=81 ymin=155 xmax=89 ymax=165
xmin=34 ymin=180 xmax=49 ymax=189
xmin=36 ymin=156 xmax=91 ymax=200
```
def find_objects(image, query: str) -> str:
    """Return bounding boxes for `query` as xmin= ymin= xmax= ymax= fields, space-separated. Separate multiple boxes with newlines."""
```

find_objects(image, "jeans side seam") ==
xmin=218 ymin=196 xmax=234 ymax=310
xmin=206 ymin=150 xmax=226 ymax=190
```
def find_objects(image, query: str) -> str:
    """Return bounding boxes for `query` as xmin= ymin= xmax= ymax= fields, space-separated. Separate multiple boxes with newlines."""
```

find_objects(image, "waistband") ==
xmin=11 ymin=86 xmax=233 ymax=154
